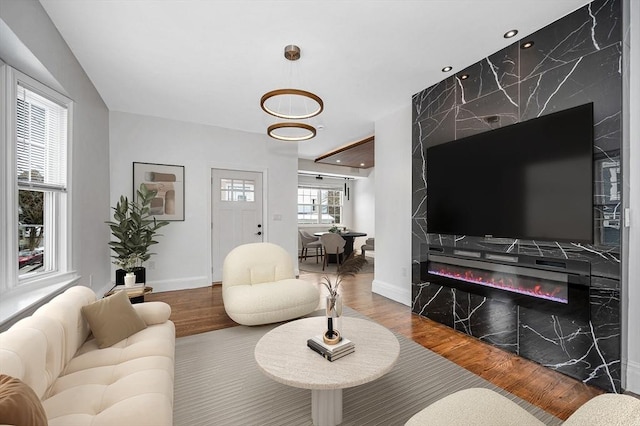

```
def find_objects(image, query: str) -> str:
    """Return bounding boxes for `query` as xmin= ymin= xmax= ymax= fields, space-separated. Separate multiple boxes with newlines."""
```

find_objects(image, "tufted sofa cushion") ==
xmin=0 ymin=286 xmax=175 ymax=426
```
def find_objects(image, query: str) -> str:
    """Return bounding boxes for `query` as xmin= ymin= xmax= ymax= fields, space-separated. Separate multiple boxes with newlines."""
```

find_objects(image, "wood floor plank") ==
xmin=146 ymin=269 xmax=603 ymax=420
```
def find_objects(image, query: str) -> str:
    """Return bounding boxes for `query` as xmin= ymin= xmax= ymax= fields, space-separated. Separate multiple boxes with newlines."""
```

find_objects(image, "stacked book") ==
xmin=307 ymin=335 xmax=355 ymax=361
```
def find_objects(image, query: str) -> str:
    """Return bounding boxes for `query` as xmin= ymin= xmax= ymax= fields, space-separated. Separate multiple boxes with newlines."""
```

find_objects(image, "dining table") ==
xmin=314 ymin=231 xmax=367 ymax=260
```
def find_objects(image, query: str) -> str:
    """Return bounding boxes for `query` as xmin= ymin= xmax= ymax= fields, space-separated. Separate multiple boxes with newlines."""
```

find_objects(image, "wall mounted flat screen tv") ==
xmin=426 ymin=102 xmax=594 ymax=243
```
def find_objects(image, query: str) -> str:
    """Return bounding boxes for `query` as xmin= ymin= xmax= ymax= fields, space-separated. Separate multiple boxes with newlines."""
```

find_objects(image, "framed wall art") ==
xmin=133 ymin=162 xmax=185 ymax=221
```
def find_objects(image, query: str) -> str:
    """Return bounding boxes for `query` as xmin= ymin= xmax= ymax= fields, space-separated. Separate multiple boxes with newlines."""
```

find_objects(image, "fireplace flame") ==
xmin=428 ymin=262 xmax=568 ymax=304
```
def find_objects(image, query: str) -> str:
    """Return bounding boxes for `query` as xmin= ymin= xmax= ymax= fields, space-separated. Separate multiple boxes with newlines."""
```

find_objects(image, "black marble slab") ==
xmin=455 ymin=83 xmax=519 ymax=139
xmin=412 ymin=77 xmax=456 ymax=121
xmin=456 ymin=44 xmax=520 ymax=105
xmin=412 ymin=282 xmax=454 ymax=327
xmin=520 ymin=43 xmax=622 ymax=154
xmin=518 ymin=277 xmax=621 ymax=393
xmin=453 ymin=290 xmax=518 ymax=353
xmin=519 ymin=0 xmax=621 ymax=80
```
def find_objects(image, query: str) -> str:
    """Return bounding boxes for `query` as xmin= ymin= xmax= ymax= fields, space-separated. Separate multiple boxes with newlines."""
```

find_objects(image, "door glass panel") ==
xmin=220 ymin=178 xmax=255 ymax=202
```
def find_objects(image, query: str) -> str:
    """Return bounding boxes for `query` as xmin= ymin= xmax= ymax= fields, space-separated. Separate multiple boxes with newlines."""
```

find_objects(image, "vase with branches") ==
xmin=320 ymin=253 xmax=367 ymax=335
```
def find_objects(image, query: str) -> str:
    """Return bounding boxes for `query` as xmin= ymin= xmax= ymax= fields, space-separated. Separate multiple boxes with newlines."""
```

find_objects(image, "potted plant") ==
xmin=107 ymin=184 xmax=169 ymax=285
xmin=113 ymin=253 xmax=143 ymax=287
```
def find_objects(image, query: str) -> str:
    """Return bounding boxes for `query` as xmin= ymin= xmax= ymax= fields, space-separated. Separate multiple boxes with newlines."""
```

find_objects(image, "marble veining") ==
xmin=519 ymin=0 xmax=621 ymax=80
xmin=519 ymin=307 xmax=620 ymax=392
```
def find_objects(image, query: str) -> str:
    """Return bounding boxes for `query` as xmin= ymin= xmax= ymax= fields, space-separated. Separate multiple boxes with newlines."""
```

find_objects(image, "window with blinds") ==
xmin=16 ymin=83 xmax=69 ymax=278
xmin=17 ymin=84 xmax=68 ymax=192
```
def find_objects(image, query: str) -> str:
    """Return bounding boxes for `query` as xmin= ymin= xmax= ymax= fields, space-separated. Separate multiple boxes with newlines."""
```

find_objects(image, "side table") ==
xmin=104 ymin=285 xmax=153 ymax=304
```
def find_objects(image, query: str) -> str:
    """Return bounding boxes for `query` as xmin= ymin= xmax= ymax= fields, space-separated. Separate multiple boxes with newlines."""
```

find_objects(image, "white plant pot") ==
xmin=124 ymin=272 xmax=136 ymax=288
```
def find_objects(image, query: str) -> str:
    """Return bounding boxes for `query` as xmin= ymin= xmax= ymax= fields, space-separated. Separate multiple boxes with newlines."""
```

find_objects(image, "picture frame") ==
xmin=133 ymin=162 xmax=185 ymax=221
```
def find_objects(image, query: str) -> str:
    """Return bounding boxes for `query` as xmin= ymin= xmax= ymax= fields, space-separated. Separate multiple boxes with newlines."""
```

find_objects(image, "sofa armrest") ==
xmin=132 ymin=302 xmax=172 ymax=325
xmin=563 ymin=393 xmax=640 ymax=426
xmin=405 ymin=388 xmax=544 ymax=426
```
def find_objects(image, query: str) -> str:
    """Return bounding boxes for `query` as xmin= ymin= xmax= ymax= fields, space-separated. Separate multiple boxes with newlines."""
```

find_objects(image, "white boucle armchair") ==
xmin=222 ymin=242 xmax=320 ymax=326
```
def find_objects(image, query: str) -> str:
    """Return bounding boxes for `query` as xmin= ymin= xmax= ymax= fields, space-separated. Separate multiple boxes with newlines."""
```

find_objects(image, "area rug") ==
xmin=299 ymin=256 xmax=374 ymax=274
xmin=174 ymin=308 xmax=562 ymax=426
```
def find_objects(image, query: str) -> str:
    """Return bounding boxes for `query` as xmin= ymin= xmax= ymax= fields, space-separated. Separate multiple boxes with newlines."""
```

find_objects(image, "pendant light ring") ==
xmin=260 ymin=89 xmax=324 ymax=120
xmin=267 ymin=122 xmax=317 ymax=142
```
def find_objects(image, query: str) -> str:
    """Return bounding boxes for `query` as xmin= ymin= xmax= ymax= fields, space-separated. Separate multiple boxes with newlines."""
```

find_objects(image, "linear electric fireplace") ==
xmin=424 ymin=250 xmax=590 ymax=319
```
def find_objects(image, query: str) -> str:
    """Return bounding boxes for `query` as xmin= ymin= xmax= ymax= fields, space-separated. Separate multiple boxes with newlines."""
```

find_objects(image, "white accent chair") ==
xmin=405 ymin=387 xmax=640 ymax=426
xmin=321 ymin=233 xmax=346 ymax=271
xmin=222 ymin=242 xmax=320 ymax=326
xmin=299 ymin=230 xmax=323 ymax=263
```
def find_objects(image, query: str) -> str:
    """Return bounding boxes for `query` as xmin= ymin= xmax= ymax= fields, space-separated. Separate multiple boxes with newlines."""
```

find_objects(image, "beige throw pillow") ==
xmin=81 ymin=290 xmax=147 ymax=348
xmin=0 ymin=374 xmax=48 ymax=426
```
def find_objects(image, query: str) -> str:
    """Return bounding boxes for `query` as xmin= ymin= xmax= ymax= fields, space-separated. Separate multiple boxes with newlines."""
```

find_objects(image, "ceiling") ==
xmin=38 ymin=0 xmax=590 ymax=161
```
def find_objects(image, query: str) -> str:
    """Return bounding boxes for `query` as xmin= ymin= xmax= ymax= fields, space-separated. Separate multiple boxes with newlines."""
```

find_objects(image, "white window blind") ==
xmin=16 ymin=84 xmax=68 ymax=192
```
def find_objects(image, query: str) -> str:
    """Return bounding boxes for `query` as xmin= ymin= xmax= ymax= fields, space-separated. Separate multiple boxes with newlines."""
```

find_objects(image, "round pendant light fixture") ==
xmin=267 ymin=122 xmax=316 ymax=142
xmin=261 ymin=45 xmax=323 ymax=141
xmin=260 ymin=88 xmax=324 ymax=120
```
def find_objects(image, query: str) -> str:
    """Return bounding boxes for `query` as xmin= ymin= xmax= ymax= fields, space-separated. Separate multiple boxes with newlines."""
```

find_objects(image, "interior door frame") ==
xmin=208 ymin=163 xmax=268 ymax=284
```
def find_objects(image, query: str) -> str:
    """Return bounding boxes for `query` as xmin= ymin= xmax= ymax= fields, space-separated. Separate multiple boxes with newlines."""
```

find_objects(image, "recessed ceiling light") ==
xmin=459 ymin=74 xmax=470 ymax=80
xmin=521 ymin=41 xmax=534 ymax=49
xmin=336 ymin=160 xmax=341 ymax=163
xmin=360 ymin=163 xmax=365 ymax=167
xmin=504 ymin=29 xmax=518 ymax=39
xmin=442 ymin=66 xmax=453 ymax=72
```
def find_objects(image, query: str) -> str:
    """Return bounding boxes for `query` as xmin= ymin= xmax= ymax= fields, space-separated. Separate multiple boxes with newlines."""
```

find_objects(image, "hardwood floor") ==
xmin=146 ymin=270 xmax=603 ymax=421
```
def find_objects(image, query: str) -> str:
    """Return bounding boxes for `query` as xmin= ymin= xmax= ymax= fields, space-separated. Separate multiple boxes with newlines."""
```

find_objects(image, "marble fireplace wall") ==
xmin=411 ymin=0 xmax=622 ymax=393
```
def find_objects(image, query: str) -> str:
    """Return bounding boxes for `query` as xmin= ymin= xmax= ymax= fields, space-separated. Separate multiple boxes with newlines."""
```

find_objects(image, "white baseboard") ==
xmin=624 ymin=359 xmax=640 ymax=393
xmin=372 ymin=279 xmax=411 ymax=306
xmin=146 ymin=276 xmax=211 ymax=293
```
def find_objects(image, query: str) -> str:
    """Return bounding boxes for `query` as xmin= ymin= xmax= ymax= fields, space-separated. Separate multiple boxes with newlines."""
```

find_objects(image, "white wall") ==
xmin=624 ymin=0 xmax=640 ymax=393
xmin=0 ymin=0 xmax=111 ymax=294
xmin=372 ymin=105 xmax=412 ymax=305
xmin=109 ymin=111 xmax=298 ymax=292
xmin=267 ymin=137 xmax=299 ymax=271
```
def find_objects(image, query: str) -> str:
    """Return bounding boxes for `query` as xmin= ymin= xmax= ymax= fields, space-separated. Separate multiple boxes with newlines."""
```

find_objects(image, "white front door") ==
xmin=211 ymin=169 xmax=264 ymax=282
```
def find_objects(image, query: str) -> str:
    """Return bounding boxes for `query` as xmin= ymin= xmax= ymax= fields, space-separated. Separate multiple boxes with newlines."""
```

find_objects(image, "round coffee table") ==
xmin=254 ymin=316 xmax=400 ymax=426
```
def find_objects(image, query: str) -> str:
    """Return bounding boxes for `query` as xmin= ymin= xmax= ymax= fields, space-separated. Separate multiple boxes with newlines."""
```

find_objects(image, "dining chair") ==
xmin=361 ymin=237 xmax=375 ymax=257
xmin=320 ymin=233 xmax=346 ymax=271
xmin=299 ymin=230 xmax=324 ymax=263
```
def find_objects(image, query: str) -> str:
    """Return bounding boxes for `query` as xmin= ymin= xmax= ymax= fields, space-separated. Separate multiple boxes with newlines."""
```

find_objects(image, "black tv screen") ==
xmin=426 ymin=103 xmax=594 ymax=243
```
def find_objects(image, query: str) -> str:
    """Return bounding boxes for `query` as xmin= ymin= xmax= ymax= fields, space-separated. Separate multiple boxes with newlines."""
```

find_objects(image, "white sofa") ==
xmin=0 ymin=286 xmax=175 ymax=426
xmin=405 ymin=387 xmax=640 ymax=426
xmin=223 ymin=242 xmax=320 ymax=326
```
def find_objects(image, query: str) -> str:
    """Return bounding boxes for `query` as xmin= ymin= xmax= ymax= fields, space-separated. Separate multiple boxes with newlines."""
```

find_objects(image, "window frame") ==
xmin=297 ymin=185 xmax=344 ymax=225
xmin=1 ymin=65 xmax=75 ymax=294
